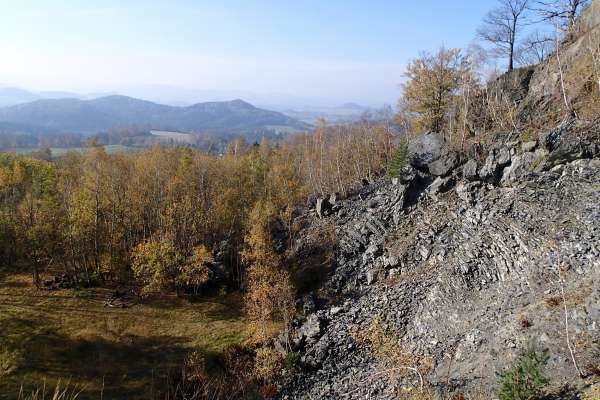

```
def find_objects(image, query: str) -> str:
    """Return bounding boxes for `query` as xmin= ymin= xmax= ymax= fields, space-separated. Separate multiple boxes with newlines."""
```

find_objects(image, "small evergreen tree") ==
xmin=496 ymin=340 xmax=550 ymax=400
xmin=387 ymin=139 xmax=409 ymax=177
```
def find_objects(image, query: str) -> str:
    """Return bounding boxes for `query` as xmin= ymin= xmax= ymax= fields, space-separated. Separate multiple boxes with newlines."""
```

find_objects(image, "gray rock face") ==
xmin=479 ymin=147 xmax=512 ymax=183
xmin=428 ymin=151 xmax=458 ymax=176
xmin=279 ymin=152 xmax=600 ymax=399
xmin=299 ymin=313 xmax=326 ymax=346
xmin=522 ymin=141 xmax=537 ymax=152
xmin=316 ymin=197 xmax=331 ymax=219
xmin=462 ymin=159 xmax=478 ymax=181
xmin=428 ymin=176 xmax=453 ymax=199
xmin=501 ymin=148 xmax=547 ymax=184
xmin=408 ymin=132 xmax=445 ymax=170
xmin=539 ymin=119 xmax=576 ymax=151
xmin=537 ymin=120 xmax=600 ymax=169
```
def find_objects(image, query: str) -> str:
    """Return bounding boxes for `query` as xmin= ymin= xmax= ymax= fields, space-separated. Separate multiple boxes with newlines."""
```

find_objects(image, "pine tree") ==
xmin=496 ymin=340 xmax=550 ymax=400
xmin=387 ymin=139 xmax=409 ymax=177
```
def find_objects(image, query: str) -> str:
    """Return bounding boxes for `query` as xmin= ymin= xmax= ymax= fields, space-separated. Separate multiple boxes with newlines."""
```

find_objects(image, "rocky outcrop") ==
xmin=408 ymin=132 xmax=445 ymax=170
xmin=278 ymin=125 xmax=600 ymax=399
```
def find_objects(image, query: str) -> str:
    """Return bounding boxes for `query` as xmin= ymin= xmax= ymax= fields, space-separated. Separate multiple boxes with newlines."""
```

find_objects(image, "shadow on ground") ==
xmin=0 ymin=316 xmax=192 ymax=400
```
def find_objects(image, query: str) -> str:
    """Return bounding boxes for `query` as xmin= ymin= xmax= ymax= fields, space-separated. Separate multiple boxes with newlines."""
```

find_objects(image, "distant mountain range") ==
xmin=0 ymin=87 xmax=85 ymax=108
xmin=0 ymin=85 xmax=381 ymax=122
xmin=0 ymin=94 xmax=310 ymax=136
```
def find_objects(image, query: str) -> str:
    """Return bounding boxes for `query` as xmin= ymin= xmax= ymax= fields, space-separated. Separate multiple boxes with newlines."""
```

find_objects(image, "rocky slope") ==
xmin=277 ymin=122 xmax=600 ymax=399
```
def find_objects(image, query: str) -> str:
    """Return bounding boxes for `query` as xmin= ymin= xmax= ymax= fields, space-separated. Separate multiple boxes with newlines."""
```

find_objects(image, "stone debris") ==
xmin=278 ymin=129 xmax=600 ymax=399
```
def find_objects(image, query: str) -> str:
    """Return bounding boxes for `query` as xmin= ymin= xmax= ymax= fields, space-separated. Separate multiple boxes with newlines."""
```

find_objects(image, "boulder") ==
xmin=539 ymin=119 xmax=576 ymax=151
xmin=501 ymin=148 xmax=547 ymax=184
xmin=456 ymin=181 xmax=481 ymax=204
xmin=479 ymin=148 xmax=511 ymax=183
xmin=522 ymin=141 xmax=537 ymax=152
xmin=306 ymin=193 xmax=319 ymax=209
xmin=536 ymin=120 xmax=600 ymax=169
xmin=299 ymin=314 xmax=326 ymax=346
xmin=316 ymin=197 xmax=331 ymax=219
xmin=462 ymin=159 xmax=478 ymax=181
xmin=408 ymin=132 xmax=445 ymax=170
xmin=428 ymin=176 xmax=454 ymax=198
xmin=428 ymin=151 xmax=458 ymax=176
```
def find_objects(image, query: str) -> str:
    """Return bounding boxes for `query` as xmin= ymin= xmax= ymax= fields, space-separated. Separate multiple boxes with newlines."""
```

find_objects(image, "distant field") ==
xmin=264 ymin=125 xmax=303 ymax=134
xmin=10 ymin=145 xmax=138 ymax=158
xmin=150 ymin=130 xmax=195 ymax=144
xmin=0 ymin=273 xmax=246 ymax=399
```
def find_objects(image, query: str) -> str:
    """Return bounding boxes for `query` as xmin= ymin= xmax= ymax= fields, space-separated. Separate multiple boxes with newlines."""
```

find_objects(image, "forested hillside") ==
xmin=0 ymin=96 xmax=309 ymax=140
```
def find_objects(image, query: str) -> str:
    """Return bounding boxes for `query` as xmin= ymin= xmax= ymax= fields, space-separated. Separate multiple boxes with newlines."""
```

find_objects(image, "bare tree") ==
xmin=478 ymin=0 xmax=530 ymax=71
xmin=517 ymin=30 xmax=554 ymax=65
xmin=532 ymin=0 xmax=590 ymax=31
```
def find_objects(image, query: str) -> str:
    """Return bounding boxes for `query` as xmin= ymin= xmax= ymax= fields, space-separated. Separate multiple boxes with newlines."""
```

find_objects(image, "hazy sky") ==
xmin=0 ymin=0 xmax=500 ymax=105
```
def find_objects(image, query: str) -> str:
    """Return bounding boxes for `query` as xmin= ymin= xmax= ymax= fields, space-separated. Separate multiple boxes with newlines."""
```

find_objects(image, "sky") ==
xmin=0 ymin=0 xmax=501 ymax=107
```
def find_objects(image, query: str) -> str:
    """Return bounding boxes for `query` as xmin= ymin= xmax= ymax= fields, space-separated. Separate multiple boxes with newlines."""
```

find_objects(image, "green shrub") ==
xmin=387 ymin=139 xmax=409 ymax=177
xmin=496 ymin=340 xmax=550 ymax=400
xmin=283 ymin=351 xmax=300 ymax=369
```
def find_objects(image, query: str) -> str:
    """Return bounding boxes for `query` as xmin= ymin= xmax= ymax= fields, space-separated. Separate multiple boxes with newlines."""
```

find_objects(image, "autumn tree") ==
xmin=131 ymin=238 xmax=182 ymax=296
xmin=478 ymin=0 xmax=530 ymax=71
xmin=242 ymin=201 xmax=294 ymax=343
xmin=177 ymin=245 xmax=212 ymax=295
xmin=399 ymin=47 xmax=469 ymax=133
xmin=0 ymin=155 xmax=62 ymax=285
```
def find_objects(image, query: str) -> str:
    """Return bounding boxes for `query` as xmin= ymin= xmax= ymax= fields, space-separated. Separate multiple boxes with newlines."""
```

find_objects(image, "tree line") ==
xmin=0 ymin=119 xmax=396 ymax=336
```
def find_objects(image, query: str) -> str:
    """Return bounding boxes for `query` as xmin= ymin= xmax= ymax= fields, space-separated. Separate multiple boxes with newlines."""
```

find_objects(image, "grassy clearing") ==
xmin=0 ymin=274 xmax=247 ymax=400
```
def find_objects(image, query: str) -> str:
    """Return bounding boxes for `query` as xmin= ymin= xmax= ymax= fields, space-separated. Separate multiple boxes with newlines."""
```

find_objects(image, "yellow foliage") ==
xmin=178 ymin=245 xmax=213 ymax=294
xmin=253 ymin=347 xmax=283 ymax=382
xmin=401 ymin=47 xmax=470 ymax=133
xmin=130 ymin=238 xmax=181 ymax=296
xmin=243 ymin=201 xmax=295 ymax=342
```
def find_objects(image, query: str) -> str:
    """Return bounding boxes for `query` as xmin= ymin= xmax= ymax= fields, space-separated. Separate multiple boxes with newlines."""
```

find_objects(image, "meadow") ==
xmin=0 ymin=273 xmax=246 ymax=400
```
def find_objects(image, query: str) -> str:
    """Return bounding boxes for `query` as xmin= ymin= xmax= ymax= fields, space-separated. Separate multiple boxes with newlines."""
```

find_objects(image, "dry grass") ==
xmin=16 ymin=381 xmax=83 ymax=400
xmin=518 ymin=315 xmax=532 ymax=329
xmin=0 ymin=273 xmax=247 ymax=400
xmin=544 ymin=296 xmax=562 ymax=307
xmin=351 ymin=316 xmax=433 ymax=396
xmin=583 ymin=385 xmax=600 ymax=400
